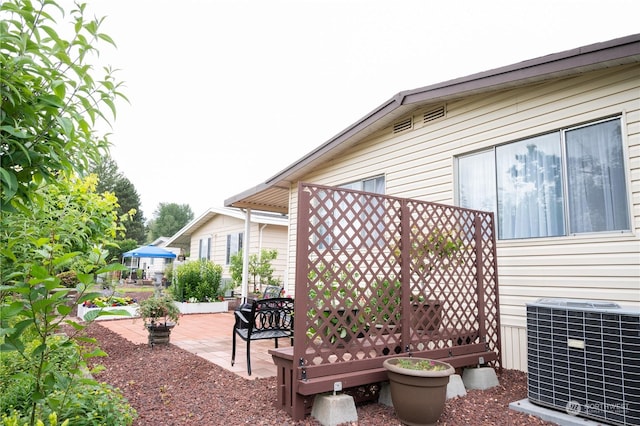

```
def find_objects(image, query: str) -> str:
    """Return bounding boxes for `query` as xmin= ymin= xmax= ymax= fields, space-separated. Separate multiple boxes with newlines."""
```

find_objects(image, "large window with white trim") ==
xmin=457 ymin=116 xmax=629 ymax=239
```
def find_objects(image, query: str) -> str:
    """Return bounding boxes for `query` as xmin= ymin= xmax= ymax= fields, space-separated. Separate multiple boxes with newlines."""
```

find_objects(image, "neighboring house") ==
xmin=127 ymin=237 xmax=181 ymax=282
xmin=164 ymin=207 xmax=289 ymax=292
xmin=225 ymin=34 xmax=640 ymax=371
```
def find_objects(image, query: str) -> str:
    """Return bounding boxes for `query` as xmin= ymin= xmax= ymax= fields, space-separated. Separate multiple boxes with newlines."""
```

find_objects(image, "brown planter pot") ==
xmin=146 ymin=323 xmax=175 ymax=347
xmin=383 ymin=357 xmax=454 ymax=426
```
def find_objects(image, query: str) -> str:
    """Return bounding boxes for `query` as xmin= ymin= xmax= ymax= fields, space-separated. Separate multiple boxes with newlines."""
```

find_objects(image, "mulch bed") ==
xmin=81 ymin=313 xmax=555 ymax=426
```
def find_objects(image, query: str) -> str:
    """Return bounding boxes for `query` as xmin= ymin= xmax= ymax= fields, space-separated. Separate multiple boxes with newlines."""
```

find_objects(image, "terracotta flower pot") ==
xmin=383 ymin=357 xmax=454 ymax=426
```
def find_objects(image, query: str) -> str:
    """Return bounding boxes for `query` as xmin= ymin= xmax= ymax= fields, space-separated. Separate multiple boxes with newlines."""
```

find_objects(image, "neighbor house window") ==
xmin=340 ymin=175 xmax=386 ymax=194
xmin=199 ymin=237 xmax=211 ymax=260
xmin=457 ymin=117 xmax=629 ymax=239
xmin=226 ymin=232 xmax=243 ymax=264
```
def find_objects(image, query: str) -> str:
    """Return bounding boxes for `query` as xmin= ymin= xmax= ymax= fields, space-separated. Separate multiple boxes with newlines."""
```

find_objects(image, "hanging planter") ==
xmin=383 ymin=357 xmax=455 ymax=426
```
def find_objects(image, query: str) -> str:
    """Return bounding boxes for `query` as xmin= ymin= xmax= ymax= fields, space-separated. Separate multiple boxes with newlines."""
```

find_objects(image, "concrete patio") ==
xmin=94 ymin=312 xmax=290 ymax=380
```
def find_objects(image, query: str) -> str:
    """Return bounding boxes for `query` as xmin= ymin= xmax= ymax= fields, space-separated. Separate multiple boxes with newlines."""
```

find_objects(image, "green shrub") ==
xmin=171 ymin=259 xmax=223 ymax=302
xmin=0 ymin=334 xmax=136 ymax=426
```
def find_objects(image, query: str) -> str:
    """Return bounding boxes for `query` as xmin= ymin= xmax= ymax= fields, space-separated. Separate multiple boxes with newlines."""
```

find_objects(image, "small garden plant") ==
xmin=395 ymin=358 xmax=449 ymax=371
xmin=137 ymin=293 xmax=180 ymax=327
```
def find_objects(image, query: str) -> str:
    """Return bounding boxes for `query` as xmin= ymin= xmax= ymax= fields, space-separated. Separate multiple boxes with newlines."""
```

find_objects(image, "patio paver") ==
xmin=93 ymin=312 xmax=289 ymax=380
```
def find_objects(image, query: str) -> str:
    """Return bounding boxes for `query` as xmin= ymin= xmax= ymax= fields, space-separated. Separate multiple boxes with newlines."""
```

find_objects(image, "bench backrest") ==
xmin=249 ymin=297 xmax=294 ymax=334
xmin=262 ymin=285 xmax=283 ymax=299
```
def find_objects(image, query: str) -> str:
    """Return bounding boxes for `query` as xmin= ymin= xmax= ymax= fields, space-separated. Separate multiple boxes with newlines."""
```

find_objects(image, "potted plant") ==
xmin=383 ymin=356 xmax=455 ymax=426
xmin=136 ymin=293 xmax=180 ymax=347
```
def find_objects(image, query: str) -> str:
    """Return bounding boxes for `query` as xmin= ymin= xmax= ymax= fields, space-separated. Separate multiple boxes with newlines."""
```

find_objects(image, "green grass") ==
xmin=89 ymin=284 xmax=155 ymax=294
xmin=118 ymin=286 xmax=155 ymax=293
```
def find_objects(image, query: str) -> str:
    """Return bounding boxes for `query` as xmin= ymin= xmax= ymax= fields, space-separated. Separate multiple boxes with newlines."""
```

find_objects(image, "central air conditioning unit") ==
xmin=526 ymin=298 xmax=640 ymax=426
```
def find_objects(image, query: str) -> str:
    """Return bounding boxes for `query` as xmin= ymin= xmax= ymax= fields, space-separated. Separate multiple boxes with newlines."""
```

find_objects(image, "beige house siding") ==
xmin=257 ymin=225 xmax=289 ymax=287
xmin=184 ymin=214 xmax=288 ymax=288
xmin=284 ymin=63 xmax=640 ymax=370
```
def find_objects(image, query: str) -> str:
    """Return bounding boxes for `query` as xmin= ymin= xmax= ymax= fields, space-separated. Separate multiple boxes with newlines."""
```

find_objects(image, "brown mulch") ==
xmin=81 ymin=291 xmax=553 ymax=426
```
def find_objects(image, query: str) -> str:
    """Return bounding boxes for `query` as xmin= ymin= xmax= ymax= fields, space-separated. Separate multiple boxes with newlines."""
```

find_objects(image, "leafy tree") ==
xmin=90 ymin=157 xmax=147 ymax=244
xmin=0 ymin=0 xmax=127 ymax=212
xmin=148 ymin=202 xmax=194 ymax=240
xmin=0 ymin=176 xmax=135 ymax=424
xmin=229 ymin=249 xmax=279 ymax=294
xmin=0 ymin=1 xmax=133 ymax=424
xmin=1 ymin=174 xmax=129 ymax=278
xmin=249 ymin=248 xmax=279 ymax=293
xmin=229 ymin=252 xmax=244 ymax=287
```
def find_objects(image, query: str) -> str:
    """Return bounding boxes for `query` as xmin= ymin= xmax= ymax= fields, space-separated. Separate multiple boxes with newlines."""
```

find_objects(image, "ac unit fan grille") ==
xmin=527 ymin=301 xmax=640 ymax=426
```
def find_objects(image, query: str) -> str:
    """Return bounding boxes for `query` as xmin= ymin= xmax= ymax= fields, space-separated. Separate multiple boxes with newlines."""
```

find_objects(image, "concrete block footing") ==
xmin=378 ymin=382 xmax=393 ymax=406
xmin=462 ymin=367 xmax=499 ymax=390
xmin=446 ymin=374 xmax=467 ymax=399
xmin=311 ymin=393 xmax=358 ymax=426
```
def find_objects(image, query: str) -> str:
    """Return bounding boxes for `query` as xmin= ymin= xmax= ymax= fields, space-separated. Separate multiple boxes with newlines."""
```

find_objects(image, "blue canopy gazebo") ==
xmin=122 ymin=245 xmax=177 ymax=259
xmin=122 ymin=245 xmax=177 ymax=281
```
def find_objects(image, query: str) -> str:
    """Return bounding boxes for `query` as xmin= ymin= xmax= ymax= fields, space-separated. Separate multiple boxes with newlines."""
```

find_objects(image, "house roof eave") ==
xmin=224 ymin=33 xmax=640 ymax=215
xmin=164 ymin=206 xmax=288 ymax=248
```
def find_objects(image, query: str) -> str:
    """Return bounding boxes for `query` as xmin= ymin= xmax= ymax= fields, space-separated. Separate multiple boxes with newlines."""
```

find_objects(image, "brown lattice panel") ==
xmin=292 ymin=183 xmax=500 ymax=366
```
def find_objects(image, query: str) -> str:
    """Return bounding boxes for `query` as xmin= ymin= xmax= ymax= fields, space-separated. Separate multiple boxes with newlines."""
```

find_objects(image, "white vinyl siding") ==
xmin=186 ymin=213 xmax=288 ymax=284
xmin=283 ymin=62 xmax=640 ymax=370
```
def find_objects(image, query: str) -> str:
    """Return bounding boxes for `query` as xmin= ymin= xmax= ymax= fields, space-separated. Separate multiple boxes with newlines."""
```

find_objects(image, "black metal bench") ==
xmin=231 ymin=297 xmax=294 ymax=375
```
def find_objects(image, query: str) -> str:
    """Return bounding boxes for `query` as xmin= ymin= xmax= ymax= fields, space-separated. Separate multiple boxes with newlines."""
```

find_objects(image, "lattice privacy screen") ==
xmin=293 ymin=183 xmax=501 ymax=369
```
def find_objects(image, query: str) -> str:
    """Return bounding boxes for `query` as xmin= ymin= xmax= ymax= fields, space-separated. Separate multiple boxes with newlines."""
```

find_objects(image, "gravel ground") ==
xmin=80 ymin=291 xmax=554 ymax=425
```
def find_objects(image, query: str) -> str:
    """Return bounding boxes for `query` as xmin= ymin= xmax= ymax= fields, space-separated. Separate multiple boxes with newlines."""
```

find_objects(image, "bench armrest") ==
xmin=234 ymin=308 xmax=252 ymax=328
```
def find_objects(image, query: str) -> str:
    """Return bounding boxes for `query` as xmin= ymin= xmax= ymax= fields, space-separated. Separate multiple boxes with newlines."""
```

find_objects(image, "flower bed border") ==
xmin=174 ymin=301 xmax=228 ymax=314
xmin=77 ymin=304 xmax=139 ymax=321
xmin=78 ymin=301 xmax=229 ymax=321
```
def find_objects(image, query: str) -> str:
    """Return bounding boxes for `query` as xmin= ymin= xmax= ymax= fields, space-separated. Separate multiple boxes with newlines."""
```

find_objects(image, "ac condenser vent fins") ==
xmin=423 ymin=105 xmax=446 ymax=123
xmin=526 ymin=298 xmax=640 ymax=426
xmin=393 ymin=117 xmax=413 ymax=134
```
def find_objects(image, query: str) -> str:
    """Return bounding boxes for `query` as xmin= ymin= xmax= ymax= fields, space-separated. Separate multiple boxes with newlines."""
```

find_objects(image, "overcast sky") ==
xmin=81 ymin=0 xmax=639 ymax=220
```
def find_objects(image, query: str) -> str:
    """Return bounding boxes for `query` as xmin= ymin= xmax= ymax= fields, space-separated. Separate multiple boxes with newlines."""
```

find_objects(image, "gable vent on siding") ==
xmin=423 ymin=105 xmax=446 ymax=123
xmin=393 ymin=116 xmax=413 ymax=134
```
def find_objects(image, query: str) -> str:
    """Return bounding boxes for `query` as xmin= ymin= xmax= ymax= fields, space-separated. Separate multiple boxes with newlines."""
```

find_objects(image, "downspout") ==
xmin=241 ymin=208 xmax=251 ymax=303
xmin=258 ymin=224 xmax=267 ymax=251
xmin=258 ymin=223 xmax=267 ymax=293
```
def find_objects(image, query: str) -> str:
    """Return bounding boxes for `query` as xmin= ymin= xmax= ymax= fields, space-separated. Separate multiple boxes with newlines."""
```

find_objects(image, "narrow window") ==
xmin=565 ymin=119 xmax=629 ymax=233
xmin=496 ymin=132 xmax=565 ymax=239
xmin=458 ymin=150 xmax=496 ymax=215
xmin=226 ymin=232 xmax=243 ymax=264
xmin=198 ymin=238 xmax=210 ymax=260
